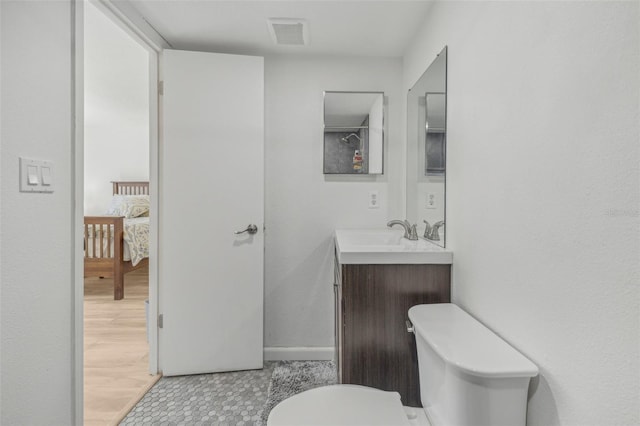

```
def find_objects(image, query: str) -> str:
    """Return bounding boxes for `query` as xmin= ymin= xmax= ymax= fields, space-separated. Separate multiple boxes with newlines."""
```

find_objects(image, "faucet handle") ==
xmin=423 ymin=220 xmax=432 ymax=238
xmin=430 ymin=221 xmax=445 ymax=241
xmin=408 ymin=224 xmax=418 ymax=240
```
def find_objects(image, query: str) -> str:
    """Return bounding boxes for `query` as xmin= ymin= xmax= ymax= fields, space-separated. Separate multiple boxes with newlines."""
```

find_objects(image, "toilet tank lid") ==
xmin=408 ymin=304 xmax=539 ymax=378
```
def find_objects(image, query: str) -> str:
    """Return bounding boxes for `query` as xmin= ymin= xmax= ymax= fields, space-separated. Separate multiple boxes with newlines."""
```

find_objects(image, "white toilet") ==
xmin=267 ymin=303 xmax=538 ymax=426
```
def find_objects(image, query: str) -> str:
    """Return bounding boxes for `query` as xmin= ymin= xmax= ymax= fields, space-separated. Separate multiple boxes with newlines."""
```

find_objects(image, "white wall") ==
xmin=264 ymin=55 xmax=403 ymax=353
xmin=403 ymin=2 xmax=639 ymax=425
xmin=84 ymin=1 xmax=149 ymax=214
xmin=0 ymin=0 xmax=75 ymax=423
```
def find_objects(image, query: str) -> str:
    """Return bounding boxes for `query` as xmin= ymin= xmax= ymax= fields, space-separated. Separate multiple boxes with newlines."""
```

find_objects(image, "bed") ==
xmin=84 ymin=181 xmax=150 ymax=300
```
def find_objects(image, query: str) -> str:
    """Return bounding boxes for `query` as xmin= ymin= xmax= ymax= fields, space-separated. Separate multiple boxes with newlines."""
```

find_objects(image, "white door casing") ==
xmin=159 ymin=49 xmax=264 ymax=376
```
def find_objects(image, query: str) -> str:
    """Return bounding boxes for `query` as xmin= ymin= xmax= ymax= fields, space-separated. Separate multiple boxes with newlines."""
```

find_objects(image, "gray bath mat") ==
xmin=257 ymin=360 xmax=337 ymax=425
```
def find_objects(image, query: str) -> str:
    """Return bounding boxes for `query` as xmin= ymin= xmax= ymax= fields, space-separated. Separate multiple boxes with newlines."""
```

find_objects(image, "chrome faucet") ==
xmin=424 ymin=220 xmax=445 ymax=241
xmin=387 ymin=220 xmax=419 ymax=240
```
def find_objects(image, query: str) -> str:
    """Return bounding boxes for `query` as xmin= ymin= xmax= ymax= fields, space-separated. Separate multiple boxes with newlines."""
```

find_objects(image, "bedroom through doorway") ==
xmin=82 ymin=2 xmax=159 ymax=425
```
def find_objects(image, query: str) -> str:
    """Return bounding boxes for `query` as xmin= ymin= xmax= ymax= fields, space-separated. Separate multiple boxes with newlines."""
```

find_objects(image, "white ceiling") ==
xmin=119 ymin=0 xmax=433 ymax=57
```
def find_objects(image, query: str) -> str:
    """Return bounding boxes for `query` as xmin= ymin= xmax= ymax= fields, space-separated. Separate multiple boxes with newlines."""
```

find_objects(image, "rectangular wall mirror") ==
xmin=406 ymin=46 xmax=447 ymax=247
xmin=323 ymin=91 xmax=384 ymax=174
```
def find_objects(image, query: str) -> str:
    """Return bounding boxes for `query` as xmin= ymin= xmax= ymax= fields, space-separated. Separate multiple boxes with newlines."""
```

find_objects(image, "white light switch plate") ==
xmin=20 ymin=157 xmax=54 ymax=193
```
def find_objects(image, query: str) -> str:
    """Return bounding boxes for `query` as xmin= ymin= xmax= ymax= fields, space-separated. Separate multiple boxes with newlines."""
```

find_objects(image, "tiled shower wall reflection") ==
xmin=323 ymin=128 xmax=369 ymax=174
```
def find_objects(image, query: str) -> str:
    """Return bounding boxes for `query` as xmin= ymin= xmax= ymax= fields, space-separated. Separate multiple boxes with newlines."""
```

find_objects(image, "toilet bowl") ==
xmin=267 ymin=384 xmax=429 ymax=426
xmin=267 ymin=303 xmax=538 ymax=426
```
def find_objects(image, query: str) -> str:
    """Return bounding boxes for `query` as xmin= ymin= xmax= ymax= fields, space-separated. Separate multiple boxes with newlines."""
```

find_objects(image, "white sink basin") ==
xmin=335 ymin=228 xmax=453 ymax=264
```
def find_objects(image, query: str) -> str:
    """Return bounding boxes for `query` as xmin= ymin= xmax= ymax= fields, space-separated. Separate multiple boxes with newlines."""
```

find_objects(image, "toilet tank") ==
xmin=408 ymin=304 xmax=538 ymax=426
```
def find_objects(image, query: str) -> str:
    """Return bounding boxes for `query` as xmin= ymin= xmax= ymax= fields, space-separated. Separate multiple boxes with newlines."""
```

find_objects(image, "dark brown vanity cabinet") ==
xmin=334 ymin=255 xmax=451 ymax=407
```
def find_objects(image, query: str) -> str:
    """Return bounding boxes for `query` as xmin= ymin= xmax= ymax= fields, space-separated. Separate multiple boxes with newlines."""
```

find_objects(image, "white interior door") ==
xmin=159 ymin=49 xmax=264 ymax=376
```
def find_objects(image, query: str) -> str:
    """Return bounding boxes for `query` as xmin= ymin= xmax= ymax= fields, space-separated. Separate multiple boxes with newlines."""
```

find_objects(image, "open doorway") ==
xmin=82 ymin=2 xmax=159 ymax=424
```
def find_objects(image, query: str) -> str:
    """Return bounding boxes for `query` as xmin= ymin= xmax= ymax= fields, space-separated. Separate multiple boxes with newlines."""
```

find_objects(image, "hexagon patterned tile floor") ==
xmin=120 ymin=361 xmax=338 ymax=425
xmin=120 ymin=363 xmax=275 ymax=425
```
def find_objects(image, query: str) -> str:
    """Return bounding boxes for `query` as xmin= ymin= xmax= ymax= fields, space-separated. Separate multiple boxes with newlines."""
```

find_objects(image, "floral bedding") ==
xmin=122 ymin=217 xmax=149 ymax=266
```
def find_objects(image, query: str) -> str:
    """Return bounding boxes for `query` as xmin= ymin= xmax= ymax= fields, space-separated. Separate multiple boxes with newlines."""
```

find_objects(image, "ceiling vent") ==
xmin=267 ymin=18 xmax=309 ymax=46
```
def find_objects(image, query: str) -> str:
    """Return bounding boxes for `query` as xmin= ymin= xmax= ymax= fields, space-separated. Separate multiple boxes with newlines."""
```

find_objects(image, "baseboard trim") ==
xmin=264 ymin=347 xmax=335 ymax=361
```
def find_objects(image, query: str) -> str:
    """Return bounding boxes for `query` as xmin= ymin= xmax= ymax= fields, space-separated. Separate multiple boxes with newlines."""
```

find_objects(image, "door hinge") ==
xmin=158 ymin=314 xmax=164 ymax=328
xmin=158 ymin=81 xmax=164 ymax=95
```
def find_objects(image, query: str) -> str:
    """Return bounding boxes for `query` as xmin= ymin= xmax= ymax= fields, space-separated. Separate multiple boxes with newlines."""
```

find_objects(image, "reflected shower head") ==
xmin=341 ymin=133 xmax=362 ymax=143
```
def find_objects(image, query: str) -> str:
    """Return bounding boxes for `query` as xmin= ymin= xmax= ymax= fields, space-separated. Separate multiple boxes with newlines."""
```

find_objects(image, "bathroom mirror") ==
xmin=323 ymin=91 xmax=384 ymax=174
xmin=406 ymin=46 xmax=447 ymax=247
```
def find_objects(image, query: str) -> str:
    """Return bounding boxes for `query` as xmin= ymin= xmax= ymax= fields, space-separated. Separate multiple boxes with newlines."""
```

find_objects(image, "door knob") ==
xmin=235 ymin=224 xmax=258 ymax=235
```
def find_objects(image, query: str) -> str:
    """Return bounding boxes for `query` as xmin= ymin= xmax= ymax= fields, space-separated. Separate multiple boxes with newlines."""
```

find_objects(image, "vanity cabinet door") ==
xmin=340 ymin=263 xmax=450 ymax=407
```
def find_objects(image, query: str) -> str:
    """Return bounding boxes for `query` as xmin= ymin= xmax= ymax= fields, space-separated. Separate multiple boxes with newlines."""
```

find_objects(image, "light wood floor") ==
xmin=84 ymin=266 xmax=160 ymax=426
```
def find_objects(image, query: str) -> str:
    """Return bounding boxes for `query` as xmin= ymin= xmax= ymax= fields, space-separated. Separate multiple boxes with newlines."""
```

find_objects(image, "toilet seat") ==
xmin=267 ymin=384 xmax=417 ymax=426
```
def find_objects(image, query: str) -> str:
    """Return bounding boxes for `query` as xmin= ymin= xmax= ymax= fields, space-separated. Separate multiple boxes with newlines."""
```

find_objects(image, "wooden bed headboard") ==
xmin=112 ymin=181 xmax=149 ymax=195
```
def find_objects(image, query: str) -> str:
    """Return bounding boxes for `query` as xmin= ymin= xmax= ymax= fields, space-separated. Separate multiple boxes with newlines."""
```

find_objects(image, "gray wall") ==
xmin=264 ymin=55 xmax=403 ymax=356
xmin=84 ymin=1 xmax=149 ymax=215
xmin=1 ymin=1 xmax=76 ymax=423
xmin=403 ymin=1 xmax=639 ymax=425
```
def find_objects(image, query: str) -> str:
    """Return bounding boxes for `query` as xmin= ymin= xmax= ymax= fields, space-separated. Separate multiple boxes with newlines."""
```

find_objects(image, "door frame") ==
xmin=73 ymin=0 xmax=168 ymax=422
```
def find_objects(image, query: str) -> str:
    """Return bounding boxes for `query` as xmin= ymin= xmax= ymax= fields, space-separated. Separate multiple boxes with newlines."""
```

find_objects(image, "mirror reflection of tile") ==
xmin=426 ymin=133 xmax=445 ymax=176
xmin=323 ymin=129 xmax=369 ymax=174
xmin=323 ymin=91 xmax=382 ymax=175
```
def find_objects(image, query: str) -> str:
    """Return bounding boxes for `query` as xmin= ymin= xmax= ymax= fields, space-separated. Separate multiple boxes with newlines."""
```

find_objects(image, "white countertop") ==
xmin=334 ymin=228 xmax=453 ymax=264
